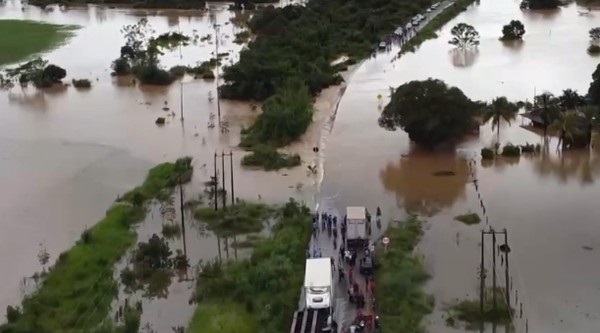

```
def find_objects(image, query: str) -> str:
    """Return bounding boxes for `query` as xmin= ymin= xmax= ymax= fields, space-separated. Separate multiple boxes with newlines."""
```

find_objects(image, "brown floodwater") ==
xmin=319 ymin=0 xmax=600 ymax=332
xmin=0 ymin=0 xmax=318 ymax=325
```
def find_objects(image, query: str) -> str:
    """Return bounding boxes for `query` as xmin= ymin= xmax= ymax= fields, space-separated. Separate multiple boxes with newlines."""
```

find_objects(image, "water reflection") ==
xmin=7 ymin=90 xmax=48 ymax=111
xmin=449 ymin=48 xmax=479 ymax=67
xmin=380 ymin=150 xmax=470 ymax=217
xmin=500 ymin=39 xmax=524 ymax=53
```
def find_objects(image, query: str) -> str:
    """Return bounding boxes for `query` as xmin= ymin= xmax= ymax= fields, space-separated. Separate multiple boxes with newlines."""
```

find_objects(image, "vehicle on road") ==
xmin=377 ymin=41 xmax=387 ymax=50
xmin=304 ymin=257 xmax=335 ymax=310
xmin=345 ymin=206 xmax=368 ymax=249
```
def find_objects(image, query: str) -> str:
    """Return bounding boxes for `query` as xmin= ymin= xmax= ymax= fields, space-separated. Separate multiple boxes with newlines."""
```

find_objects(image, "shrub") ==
xmin=454 ymin=212 xmax=481 ymax=225
xmin=135 ymin=65 xmax=175 ymax=85
xmin=5 ymin=306 xmax=21 ymax=323
xmin=481 ymin=147 xmax=494 ymax=160
xmin=112 ymin=57 xmax=132 ymax=75
xmin=241 ymin=145 xmax=301 ymax=170
xmin=161 ymin=223 xmax=181 ymax=238
xmin=588 ymin=44 xmax=600 ymax=55
xmin=501 ymin=144 xmax=521 ymax=157
xmin=169 ymin=65 xmax=188 ymax=77
xmin=72 ymin=78 xmax=92 ymax=88
xmin=520 ymin=142 xmax=540 ymax=153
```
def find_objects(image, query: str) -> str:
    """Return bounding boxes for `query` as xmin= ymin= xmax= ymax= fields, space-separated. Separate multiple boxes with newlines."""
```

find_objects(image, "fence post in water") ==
xmin=504 ymin=229 xmax=510 ymax=308
xmin=221 ymin=150 xmax=226 ymax=209
xmin=214 ymin=152 xmax=218 ymax=211
xmin=179 ymin=175 xmax=187 ymax=258
xmin=480 ymin=229 xmax=485 ymax=326
xmin=492 ymin=229 xmax=497 ymax=314
xmin=179 ymin=81 xmax=184 ymax=122
xmin=230 ymin=151 xmax=235 ymax=205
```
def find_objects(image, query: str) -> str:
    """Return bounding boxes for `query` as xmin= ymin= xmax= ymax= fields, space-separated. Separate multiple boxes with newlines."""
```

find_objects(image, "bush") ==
xmin=161 ymin=223 xmax=181 ymax=238
xmin=233 ymin=30 xmax=251 ymax=44
xmin=240 ymin=79 xmax=313 ymax=147
xmin=454 ymin=212 xmax=481 ymax=225
xmin=5 ymin=306 xmax=21 ymax=323
xmin=481 ymin=147 xmax=494 ymax=160
xmin=112 ymin=57 xmax=132 ymax=75
xmin=241 ymin=145 xmax=301 ymax=171
xmin=188 ymin=199 xmax=311 ymax=333
xmin=134 ymin=65 xmax=175 ymax=85
xmin=169 ymin=65 xmax=188 ymax=77
xmin=72 ymin=78 xmax=92 ymax=88
xmin=588 ymin=44 xmax=600 ymax=55
xmin=501 ymin=144 xmax=521 ymax=157
xmin=520 ymin=142 xmax=540 ymax=153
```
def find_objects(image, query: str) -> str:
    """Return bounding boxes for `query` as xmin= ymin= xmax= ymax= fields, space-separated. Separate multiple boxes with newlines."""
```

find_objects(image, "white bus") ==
xmin=304 ymin=257 xmax=334 ymax=310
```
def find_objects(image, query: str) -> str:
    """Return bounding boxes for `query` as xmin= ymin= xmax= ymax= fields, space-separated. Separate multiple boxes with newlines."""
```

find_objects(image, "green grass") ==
xmin=375 ymin=216 xmax=434 ymax=333
xmin=0 ymin=20 xmax=77 ymax=67
xmin=446 ymin=287 xmax=513 ymax=330
xmin=0 ymin=157 xmax=193 ymax=333
xmin=188 ymin=199 xmax=310 ymax=333
xmin=241 ymin=144 xmax=301 ymax=171
xmin=187 ymin=302 xmax=258 ymax=333
xmin=194 ymin=201 xmax=272 ymax=237
xmin=400 ymin=0 xmax=477 ymax=55
xmin=454 ymin=212 xmax=481 ymax=225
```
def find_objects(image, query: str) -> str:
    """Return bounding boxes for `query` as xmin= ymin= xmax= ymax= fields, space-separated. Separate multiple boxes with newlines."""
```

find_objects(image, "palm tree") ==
xmin=549 ymin=111 xmax=581 ymax=150
xmin=482 ymin=96 xmax=518 ymax=142
xmin=579 ymin=105 xmax=600 ymax=148
xmin=535 ymin=93 xmax=560 ymax=137
xmin=560 ymin=89 xmax=584 ymax=111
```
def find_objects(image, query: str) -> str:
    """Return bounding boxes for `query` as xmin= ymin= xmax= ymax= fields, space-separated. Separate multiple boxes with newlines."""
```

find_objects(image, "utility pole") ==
xmin=229 ymin=150 xmax=235 ymax=205
xmin=492 ymin=228 xmax=497 ymax=314
xmin=179 ymin=81 xmax=184 ymax=122
xmin=221 ymin=150 xmax=226 ymax=208
xmin=480 ymin=229 xmax=485 ymax=323
xmin=214 ymin=23 xmax=222 ymax=124
xmin=503 ymin=229 xmax=510 ymax=307
xmin=179 ymin=175 xmax=187 ymax=257
xmin=213 ymin=152 xmax=218 ymax=211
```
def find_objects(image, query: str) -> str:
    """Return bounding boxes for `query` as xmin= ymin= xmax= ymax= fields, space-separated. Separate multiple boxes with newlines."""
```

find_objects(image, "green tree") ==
xmin=589 ymin=27 xmax=600 ymax=41
xmin=378 ymin=79 xmax=481 ymax=148
xmin=240 ymin=78 xmax=313 ymax=147
xmin=482 ymin=96 xmax=519 ymax=142
xmin=500 ymin=20 xmax=525 ymax=40
xmin=549 ymin=111 xmax=581 ymax=150
xmin=559 ymin=89 xmax=584 ymax=111
xmin=449 ymin=23 xmax=480 ymax=48
xmin=588 ymin=63 xmax=600 ymax=107
xmin=579 ymin=105 xmax=600 ymax=147
xmin=535 ymin=93 xmax=560 ymax=137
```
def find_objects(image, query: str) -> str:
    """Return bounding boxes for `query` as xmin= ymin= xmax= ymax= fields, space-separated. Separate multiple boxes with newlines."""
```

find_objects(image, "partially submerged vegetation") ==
xmin=0 ymin=157 xmax=193 ymax=332
xmin=241 ymin=145 xmax=301 ymax=171
xmin=376 ymin=216 xmax=434 ymax=332
xmin=72 ymin=78 xmax=92 ymax=89
xmin=454 ymin=212 xmax=481 ymax=225
xmin=401 ymin=0 xmax=476 ymax=54
xmin=446 ymin=287 xmax=513 ymax=330
xmin=188 ymin=199 xmax=311 ymax=333
xmin=1 ymin=58 xmax=67 ymax=88
xmin=194 ymin=201 xmax=272 ymax=236
xmin=0 ymin=20 xmax=76 ymax=67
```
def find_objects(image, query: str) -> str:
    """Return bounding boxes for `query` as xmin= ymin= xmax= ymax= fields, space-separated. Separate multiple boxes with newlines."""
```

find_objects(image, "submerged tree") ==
xmin=482 ymin=97 xmax=519 ymax=142
xmin=588 ymin=64 xmax=600 ymax=107
xmin=500 ymin=20 xmax=525 ymax=41
xmin=449 ymin=23 xmax=480 ymax=48
xmin=559 ymin=89 xmax=585 ymax=111
xmin=549 ymin=111 xmax=582 ymax=150
xmin=379 ymin=79 xmax=482 ymax=148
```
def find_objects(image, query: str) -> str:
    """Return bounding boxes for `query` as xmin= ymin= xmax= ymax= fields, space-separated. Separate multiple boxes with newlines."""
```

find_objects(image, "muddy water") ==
xmin=319 ymin=0 xmax=600 ymax=332
xmin=0 ymin=0 xmax=318 ymax=321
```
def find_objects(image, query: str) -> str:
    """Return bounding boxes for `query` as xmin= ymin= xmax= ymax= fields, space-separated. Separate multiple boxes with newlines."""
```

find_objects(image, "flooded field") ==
xmin=319 ymin=0 xmax=600 ymax=332
xmin=0 ymin=0 xmax=319 ymax=321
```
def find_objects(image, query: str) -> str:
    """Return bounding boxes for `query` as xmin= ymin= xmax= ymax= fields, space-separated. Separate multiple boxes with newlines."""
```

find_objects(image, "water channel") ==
xmin=1 ymin=0 xmax=600 ymax=331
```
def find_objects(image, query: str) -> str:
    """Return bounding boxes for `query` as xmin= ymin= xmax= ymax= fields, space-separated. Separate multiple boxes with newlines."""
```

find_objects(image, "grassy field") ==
xmin=0 ymin=20 xmax=77 ymax=67
xmin=375 ymin=216 xmax=435 ymax=333
xmin=0 ymin=157 xmax=192 ymax=333
xmin=187 ymin=199 xmax=311 ymax=333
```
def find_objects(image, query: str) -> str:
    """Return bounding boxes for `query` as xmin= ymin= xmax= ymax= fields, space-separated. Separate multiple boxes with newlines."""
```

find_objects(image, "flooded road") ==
xmin=319 ymin=0 xmax=600 ymax=332
xmin=0 ymin=0 xmax=319 ymax=322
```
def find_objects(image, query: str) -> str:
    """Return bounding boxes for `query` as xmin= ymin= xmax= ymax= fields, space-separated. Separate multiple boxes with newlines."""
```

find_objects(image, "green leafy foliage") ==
xmin=72 ymin=78 xmax=92 ymax=89
xmin=501 ymin=144 xmax=521 ymax=157
xmin=379 ymin=79 xmax=482 ymax=147
xmin=194 ymin=202 xmax=272 ymax=236
xmin=448 ymin=23 xmax=480 ymax=48
xmin=220 ymin=0 xmax=437 ymax=101
xmin=446 ymin=287 xmax=512 ymax=330
xmin=481 ymin=147 xmax=495 ymax=160
xmin=454 ymin=212 xmax=481 ymax=225
xmin=500 ymin=20 xmax=525 ymax=41
xmin=241 ymin=79 xmax=313 ymax=147
xmin=0 ymin=158 xmax=193 ymax=333
xmin=376 ymin=216 xmax=434 ymax=333
xmin=241 ymin=145 xmax=301 ymax=170
xmin=188 ymin=199 xmax=311 ymax=333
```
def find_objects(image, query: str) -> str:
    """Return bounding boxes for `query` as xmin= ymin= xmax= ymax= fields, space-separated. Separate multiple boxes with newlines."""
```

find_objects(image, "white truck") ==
xmin=345 ymin=206 xmax=367 ymax=248
xmin=304 ymin=257 xmax=334 ymax=310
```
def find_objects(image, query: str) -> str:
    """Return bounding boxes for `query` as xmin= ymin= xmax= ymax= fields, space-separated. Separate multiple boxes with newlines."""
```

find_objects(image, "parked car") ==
xmin=378 ymin=41 xmax=387 ymax=50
